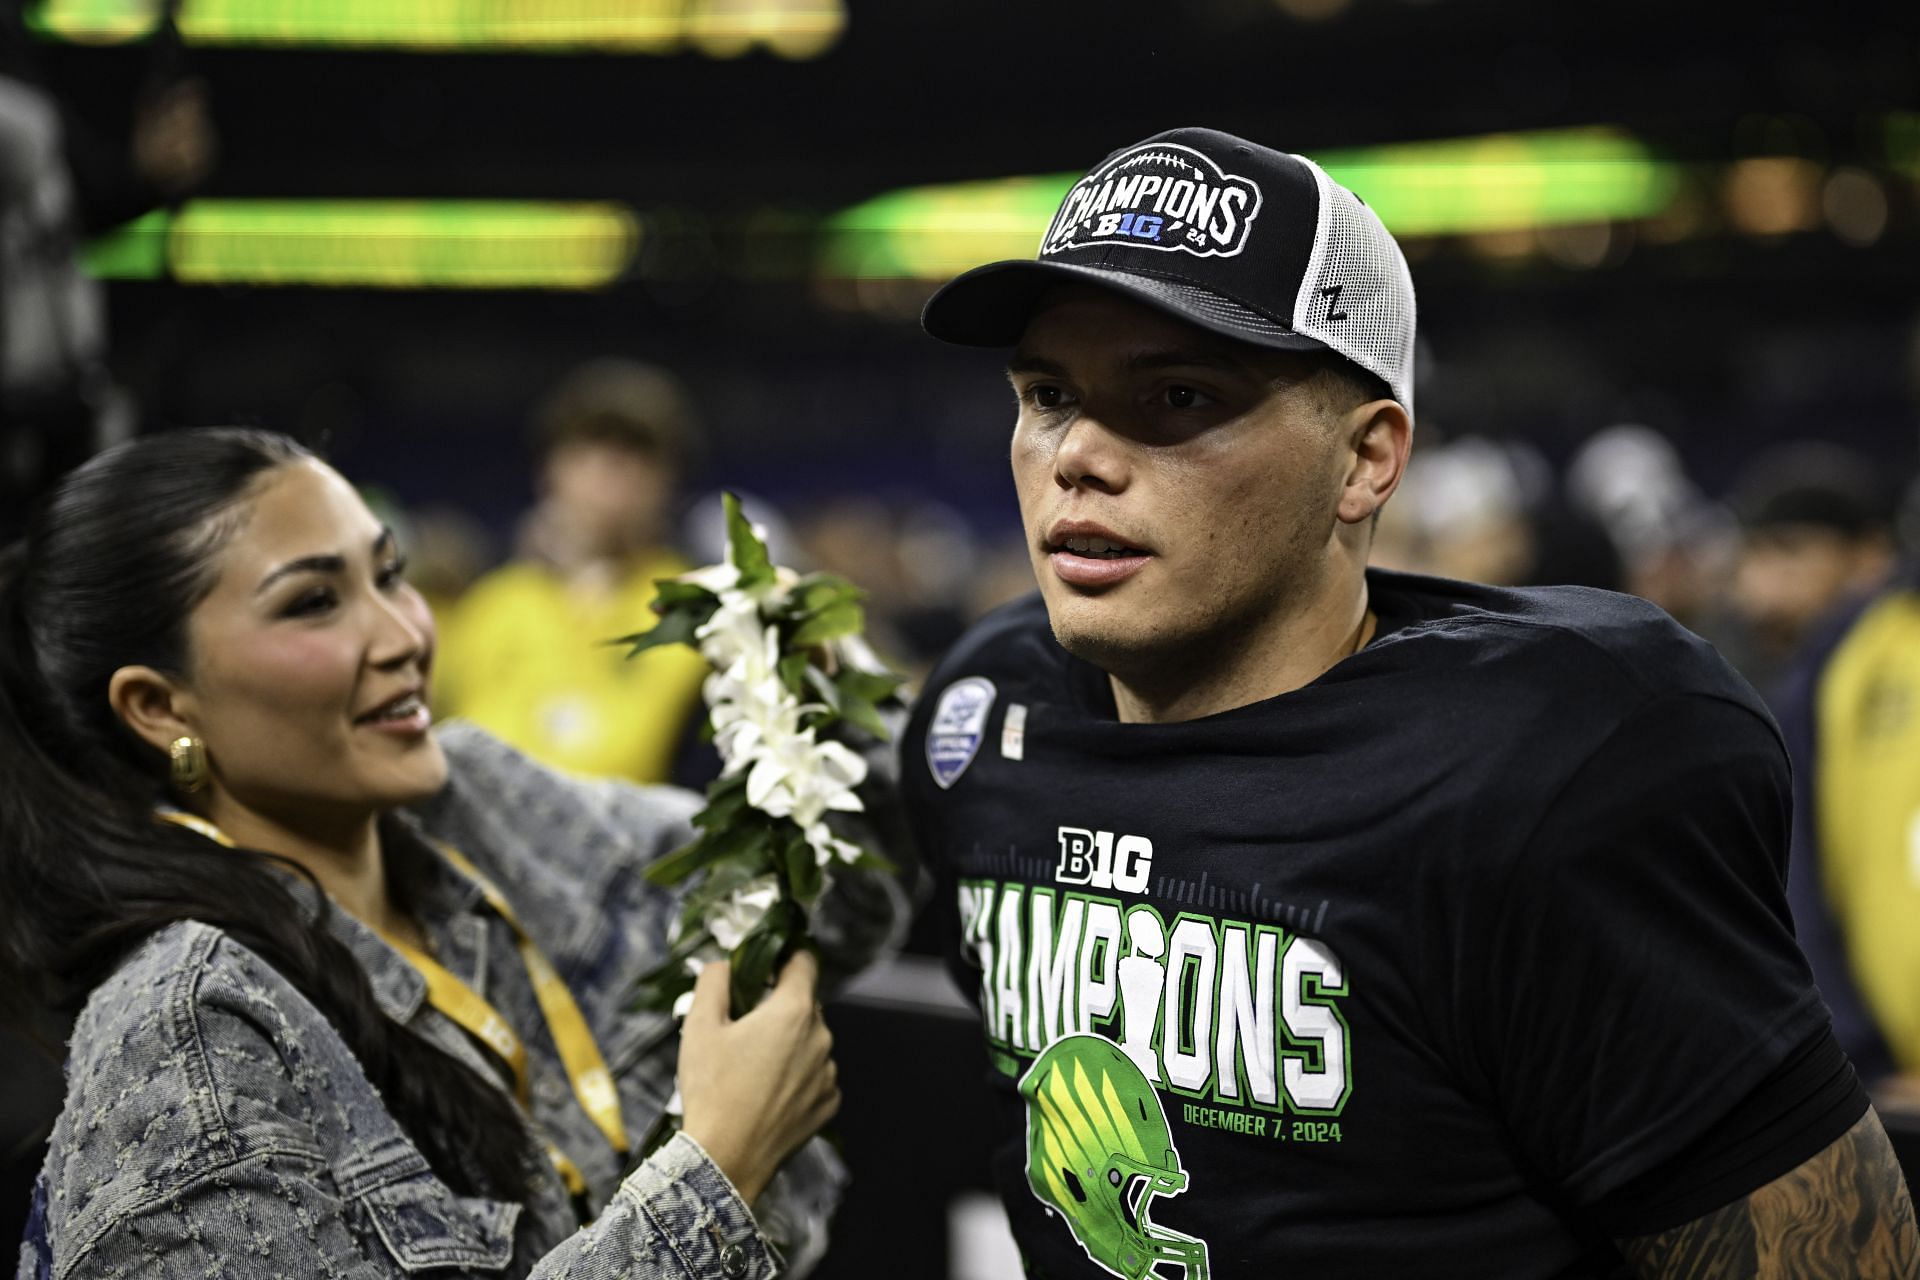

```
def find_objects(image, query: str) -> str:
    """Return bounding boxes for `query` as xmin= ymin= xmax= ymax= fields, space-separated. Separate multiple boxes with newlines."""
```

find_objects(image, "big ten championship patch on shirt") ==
xmin=928 ymin=676 xmax=997 ymax=790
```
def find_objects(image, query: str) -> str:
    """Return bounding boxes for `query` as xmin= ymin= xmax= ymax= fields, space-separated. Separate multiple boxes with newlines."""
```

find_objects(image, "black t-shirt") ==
xmin=901 ymin=570 xmax=1864 ymax=1279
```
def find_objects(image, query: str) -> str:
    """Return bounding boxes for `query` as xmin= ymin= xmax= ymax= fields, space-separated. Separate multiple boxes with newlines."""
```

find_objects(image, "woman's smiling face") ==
xmin=170 ymin=458 xmax=447 ymax=825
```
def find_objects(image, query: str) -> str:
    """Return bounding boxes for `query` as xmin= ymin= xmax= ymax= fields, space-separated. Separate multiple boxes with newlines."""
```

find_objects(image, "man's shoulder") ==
xmin=1372 ymin=570 xmax=1762 ymax=711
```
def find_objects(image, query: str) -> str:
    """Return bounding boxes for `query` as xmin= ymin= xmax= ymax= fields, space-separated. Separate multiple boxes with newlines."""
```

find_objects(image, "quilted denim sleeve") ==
xmin=22 ymin=924 xmax=784 ymax=1280
xmin=33 ymin=1138 xmax=780 ymax=1280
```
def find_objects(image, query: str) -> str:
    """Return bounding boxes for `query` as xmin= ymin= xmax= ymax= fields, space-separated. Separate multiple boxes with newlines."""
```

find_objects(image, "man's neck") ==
xmin=1110 ymin=582 xmax=1375 ymax=725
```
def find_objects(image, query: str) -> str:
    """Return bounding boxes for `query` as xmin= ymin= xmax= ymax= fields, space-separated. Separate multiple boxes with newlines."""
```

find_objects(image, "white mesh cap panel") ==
xmin=1289 ymin=155 xmax=1417 ymax=417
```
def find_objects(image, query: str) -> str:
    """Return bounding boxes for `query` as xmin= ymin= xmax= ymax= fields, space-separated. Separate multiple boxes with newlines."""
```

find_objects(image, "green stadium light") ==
xmin=83 ymin=200 xmax=641 ymax=289
xmin=26 ymin=0 xmax=846 ymax=57
xmin=1886 ymin=113 xmax=1920 ymax=176
xmin=822 ymin=128 xmax=1683 ymax=280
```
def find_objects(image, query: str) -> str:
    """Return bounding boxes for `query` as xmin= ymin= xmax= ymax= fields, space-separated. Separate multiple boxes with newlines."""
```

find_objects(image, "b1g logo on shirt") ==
xmin=1055 ymin=827 xmax=1153 ymax=894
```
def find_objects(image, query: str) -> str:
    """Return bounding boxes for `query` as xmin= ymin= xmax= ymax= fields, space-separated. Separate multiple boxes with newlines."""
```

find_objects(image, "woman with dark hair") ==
xmin=1 ymin=428 xmax=903 ymax=1278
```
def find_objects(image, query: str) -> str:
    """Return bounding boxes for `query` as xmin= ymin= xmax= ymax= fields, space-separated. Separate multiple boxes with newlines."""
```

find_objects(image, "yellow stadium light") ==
xmin=822 ymin=128 xmax=1683 ymax=280
xmin=84 ymin=200 xmax=640 ymax=289
xmin=27 ymin=0 xmax=846 ymax=56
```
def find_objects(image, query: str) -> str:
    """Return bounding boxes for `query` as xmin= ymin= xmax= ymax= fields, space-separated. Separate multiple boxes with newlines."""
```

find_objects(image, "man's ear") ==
xmin=1336 ymin=400 xmax=1413 ymax=526
xmin=107 ymin=665 xmax=197 ymax=755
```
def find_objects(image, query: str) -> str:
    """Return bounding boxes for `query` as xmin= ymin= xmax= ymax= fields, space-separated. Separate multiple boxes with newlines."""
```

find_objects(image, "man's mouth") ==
xmin=1056 ymin=535 xmax=1145 ymax=559
xmin=1044 ymin=523 xmax=1153 ymax=589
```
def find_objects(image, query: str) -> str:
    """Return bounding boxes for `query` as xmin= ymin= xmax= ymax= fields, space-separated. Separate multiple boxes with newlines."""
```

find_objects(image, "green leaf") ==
xmin=778 ymin=826 xmax=825 ymax=906
xmin=846 ymin=847 xmax=898 ymax=873
xmin=692 ymin=771 xmax=752 ymax=832
xmin=631 ymin=962 xmax=697 ymax=1013
xmin=792 ymin=574 xmax=864 ymax=617
xmin=729 ymin=901 xmax=799 ymax=1015
xmin=679 ymin=855 xmax=763 ymax=916
xmin=835 ymin=666 xmax=905 ymax=705
xmin=777 ymin=651 xmax=811 ymax=700
xmin=836 ymin=692 xmax=890 ymax=740
xmin=803 ymin=665 xmax=843 ymax=714
xmin=724 ymin=492 xmax=775 ymax=591
xmin=653 ymin=578 xmax=719 ymax=610
xmin=613 ymin=607 xmax=703 ymax=658
xmin=790 ymin=599 xmax=865 ymax=649
xmin=644 ymin=819 xmax=776 ymax=888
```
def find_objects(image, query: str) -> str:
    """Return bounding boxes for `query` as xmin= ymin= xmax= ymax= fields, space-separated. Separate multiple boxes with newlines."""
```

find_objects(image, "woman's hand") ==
xmin=677 ymin=950 xmax=840 ymax=1205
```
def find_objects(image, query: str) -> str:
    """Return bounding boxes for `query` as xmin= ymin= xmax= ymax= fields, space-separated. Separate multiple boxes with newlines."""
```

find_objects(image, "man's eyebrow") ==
xmin=1007 ymin=353 xmax=1069 ymax=379
xmin=255 ymin=526 xmax=395 ymax=596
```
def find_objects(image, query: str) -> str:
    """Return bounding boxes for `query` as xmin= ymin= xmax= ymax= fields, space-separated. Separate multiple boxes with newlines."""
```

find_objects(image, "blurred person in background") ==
xmin=361 ymin=488 xmax=495 ymax=622
xmin=1379 ymin=434 xmax=1622 ymax=591
xmin=0 ymin=1 xmax=214 ymax=1249
xmin=2 ymin=428 xmax=902 ymax=1277
xmin=1769 ymin=467 xmax=1920 ymax=1114
xmin=792 ymin=493 xmax=987 ymax=681
xmin=905 ymin=125 xmax=1915 ymax=1278
xmin=0 ymin=0 xmax=214 ymax=543
xmin=434 ymin=359 xmax=711 ymax=787
xmin=1727 ymin=442 xmax=1898 ymax=697
xmin=1776 ymin=562 xmax=1920 ymax=1114
xmin=1566 ymin=424 xmax=1736 ymax=633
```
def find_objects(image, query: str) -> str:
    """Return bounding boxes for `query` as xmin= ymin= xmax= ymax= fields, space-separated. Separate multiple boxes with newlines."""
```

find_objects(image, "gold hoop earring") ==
xmin=168 ymin=735 xmax=209 ymax=794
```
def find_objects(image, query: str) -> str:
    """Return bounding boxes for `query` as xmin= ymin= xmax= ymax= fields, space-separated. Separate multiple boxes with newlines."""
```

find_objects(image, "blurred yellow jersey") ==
xmin=1812 ymin=588 xmax=1920 ymax=1070
xmin=434 ymin=551 xmax=708 ymax=784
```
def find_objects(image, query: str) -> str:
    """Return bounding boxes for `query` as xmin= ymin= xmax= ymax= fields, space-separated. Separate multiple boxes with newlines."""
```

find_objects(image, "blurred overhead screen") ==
xmin=84 ymin=201 xmax=641 ymax=288
xmin=822 ymin=129 xmax=1683 ymax=281
xmin=26 ymin=0 xmax=845 ymax=57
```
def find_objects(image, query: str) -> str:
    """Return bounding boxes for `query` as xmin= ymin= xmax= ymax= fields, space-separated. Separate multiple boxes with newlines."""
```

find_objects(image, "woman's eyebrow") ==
xmin=256 ymin=527 xmax=395 ymax=596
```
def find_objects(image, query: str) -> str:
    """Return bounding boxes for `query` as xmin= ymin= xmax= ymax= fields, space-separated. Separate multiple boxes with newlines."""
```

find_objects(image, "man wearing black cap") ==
xmin=902 ymin=128 xmax=1916 ymax=1278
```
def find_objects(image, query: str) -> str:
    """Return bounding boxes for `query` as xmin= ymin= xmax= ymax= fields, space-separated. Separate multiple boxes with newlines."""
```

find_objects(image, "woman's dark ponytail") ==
xmin=0 ymin=429 xmax=536 ymax=1202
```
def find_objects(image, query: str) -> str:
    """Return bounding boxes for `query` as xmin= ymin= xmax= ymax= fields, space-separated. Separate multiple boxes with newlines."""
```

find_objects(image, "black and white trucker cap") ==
xmin=921 ymin=127 xmax=1417 ymax=415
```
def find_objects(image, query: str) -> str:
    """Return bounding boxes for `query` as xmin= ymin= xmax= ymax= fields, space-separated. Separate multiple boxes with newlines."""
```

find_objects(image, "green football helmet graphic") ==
xmin=1019 ymin=1035 xmax=1211 ymax=1280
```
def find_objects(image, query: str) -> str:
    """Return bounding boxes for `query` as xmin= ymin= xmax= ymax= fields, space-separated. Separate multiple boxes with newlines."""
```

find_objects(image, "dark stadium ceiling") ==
xmin=36 ymin=0 xmax=1918 ymax=207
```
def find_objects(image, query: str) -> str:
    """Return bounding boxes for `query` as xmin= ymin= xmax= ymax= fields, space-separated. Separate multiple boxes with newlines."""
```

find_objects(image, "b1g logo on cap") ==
xmin=1042 ymin=142 xmax=1263 ymax=259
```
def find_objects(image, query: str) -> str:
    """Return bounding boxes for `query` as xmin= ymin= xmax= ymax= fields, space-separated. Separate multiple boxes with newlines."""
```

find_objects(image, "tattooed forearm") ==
xmin=1617 ymin=1109 xmax=1920 ymax=1279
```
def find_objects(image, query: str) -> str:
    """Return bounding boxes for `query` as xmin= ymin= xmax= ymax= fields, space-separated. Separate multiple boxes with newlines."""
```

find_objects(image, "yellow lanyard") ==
xmin=154 ymin=810 xmax=630 ymax=1197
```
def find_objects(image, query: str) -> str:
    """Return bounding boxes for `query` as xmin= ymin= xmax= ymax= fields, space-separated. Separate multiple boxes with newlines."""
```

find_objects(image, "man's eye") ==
xmin=1163 ymin=385 xmax=1211 ymax=410
xmin=1027 ymin=384 xmax=1068 ymax=410
xmin=377 ymin=558 xmax=409 ymax=590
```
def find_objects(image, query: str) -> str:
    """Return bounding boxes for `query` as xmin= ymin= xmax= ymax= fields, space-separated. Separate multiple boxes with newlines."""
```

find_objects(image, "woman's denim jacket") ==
xmin=16 ymin=722 xmax=910 ymax=1279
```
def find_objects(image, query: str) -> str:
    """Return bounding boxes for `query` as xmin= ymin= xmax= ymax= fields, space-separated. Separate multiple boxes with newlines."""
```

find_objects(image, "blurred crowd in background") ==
xmin=374 ymin=350 xmax=1913 ymax=713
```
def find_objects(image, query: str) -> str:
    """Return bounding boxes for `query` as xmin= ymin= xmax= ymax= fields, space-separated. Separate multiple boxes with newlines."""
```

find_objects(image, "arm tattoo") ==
xmin=1618 ymin=1109 xmax=1920 ymax=1279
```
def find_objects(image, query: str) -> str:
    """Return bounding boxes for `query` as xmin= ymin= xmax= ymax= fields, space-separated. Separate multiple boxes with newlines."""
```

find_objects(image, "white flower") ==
xmin=668 ymin=946 xmax=725 ymax=1019
xmin=696 ymin=593 xmax=772 ymax=675
xmin=677 ymin=562 xmax=741 ymax=594
xmin=745 ymin=731 xmax=867 ymax=829
xmin=804 ymin=820 xmax=865 ymax=869
xmin=706 ymin=874 xmax=782 ymax=951
xmin=711 ymin=686 xmax=807 ymax=774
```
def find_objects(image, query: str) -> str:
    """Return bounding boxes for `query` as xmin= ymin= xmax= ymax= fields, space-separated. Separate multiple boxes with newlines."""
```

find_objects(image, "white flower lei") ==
xmin=620 ymin=495 xmax=901 ymax=1021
